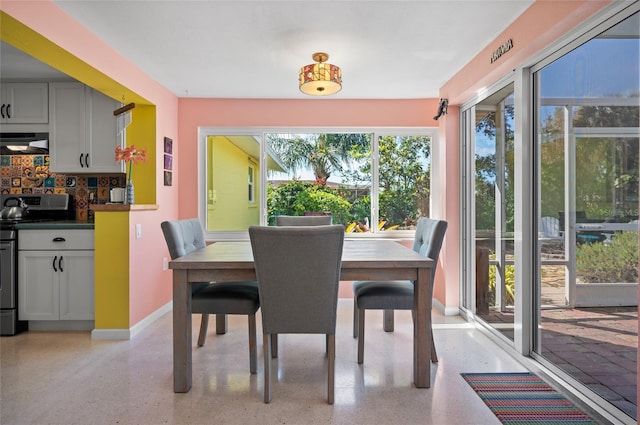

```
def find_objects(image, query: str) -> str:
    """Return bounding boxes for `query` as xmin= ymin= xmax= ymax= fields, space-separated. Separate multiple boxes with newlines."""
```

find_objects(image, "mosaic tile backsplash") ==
xmin=0 ymin=154 xmax=126 ymax=221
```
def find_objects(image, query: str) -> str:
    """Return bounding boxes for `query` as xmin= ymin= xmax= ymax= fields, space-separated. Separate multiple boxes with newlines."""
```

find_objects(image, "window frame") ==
xmin=198 ymin=126 xmax=438 ymax=242
xmin=247 ymin=161 xmax=255 ymax=205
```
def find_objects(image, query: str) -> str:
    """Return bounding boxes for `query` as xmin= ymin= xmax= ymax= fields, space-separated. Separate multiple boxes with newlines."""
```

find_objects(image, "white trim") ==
xmin=91 ymin=301 xmax=172 ymax=340
xmin=432 ymin=297 xmax=460 ymax=316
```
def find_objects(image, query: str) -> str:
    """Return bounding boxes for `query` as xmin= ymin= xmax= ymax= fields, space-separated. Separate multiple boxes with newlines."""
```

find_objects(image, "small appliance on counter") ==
xmin=109 ymin=188 xmax=126 ymax=203
xmin=0 ymin=194 xmax=75 ymax=336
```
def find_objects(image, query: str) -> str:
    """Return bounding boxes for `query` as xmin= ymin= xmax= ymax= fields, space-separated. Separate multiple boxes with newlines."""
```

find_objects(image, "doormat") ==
xmin=461 ymin=372 xmax=598 ymax=425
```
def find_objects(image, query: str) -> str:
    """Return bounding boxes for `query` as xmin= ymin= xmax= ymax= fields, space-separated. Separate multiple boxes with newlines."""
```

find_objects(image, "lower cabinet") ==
xmin=18 ymin=230 xmax=94 ymax=321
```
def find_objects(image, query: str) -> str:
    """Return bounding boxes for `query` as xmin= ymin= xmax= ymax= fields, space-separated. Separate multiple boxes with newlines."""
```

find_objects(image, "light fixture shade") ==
xmin=299 ymin=52 xmax=342 ymax=96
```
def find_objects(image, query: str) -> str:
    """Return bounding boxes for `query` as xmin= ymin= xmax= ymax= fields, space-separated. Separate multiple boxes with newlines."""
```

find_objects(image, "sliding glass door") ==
xmin=533 ymin=11 xmax=639 ymax=420
xmin=462 ymin=84 xmax=516 ymax=341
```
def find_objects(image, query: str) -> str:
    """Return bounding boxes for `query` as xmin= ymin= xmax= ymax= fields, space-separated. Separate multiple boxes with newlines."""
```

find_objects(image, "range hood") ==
xmin=0 ymin=133 xmax=49 ymax=155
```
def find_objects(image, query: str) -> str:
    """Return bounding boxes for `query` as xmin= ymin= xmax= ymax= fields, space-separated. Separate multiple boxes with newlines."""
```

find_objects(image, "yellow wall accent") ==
xmin=207 ymin=136 xmax=260 ymax=230
xmin=1 ymin=11 xmax=158 ymax=331
xmin=94 ymin=212 xmax=130 ymax=329
xmin=126 ymin=105 xmax=157 ymax=205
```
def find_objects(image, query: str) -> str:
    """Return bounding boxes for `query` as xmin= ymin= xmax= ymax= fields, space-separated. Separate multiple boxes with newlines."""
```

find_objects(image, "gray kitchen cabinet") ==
xmin=18 ymin=229 xmax=94 ymax=321
xmin=49 ymin=82 xmax=124 ymax=173
xmin=0 ymin=82 xmax=48 ymax=124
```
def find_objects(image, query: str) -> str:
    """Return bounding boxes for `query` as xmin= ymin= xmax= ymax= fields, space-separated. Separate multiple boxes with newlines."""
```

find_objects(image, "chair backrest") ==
xmin=161 ymin=219 xmax=206 ymax=260
xmin=249 ymin=225 xmax=344 ymax=335
xmin=413 ymin=217 xmax=448 ymax=281
xmin=540 ymin=216 xmax=560 ymax=238
xmin=274 ymin=215 xmax=332 ymax=226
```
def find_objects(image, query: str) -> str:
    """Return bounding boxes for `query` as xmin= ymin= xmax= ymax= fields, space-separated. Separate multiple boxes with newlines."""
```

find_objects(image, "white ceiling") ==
xmin=2 ymin=1 xmax=534 ymax=99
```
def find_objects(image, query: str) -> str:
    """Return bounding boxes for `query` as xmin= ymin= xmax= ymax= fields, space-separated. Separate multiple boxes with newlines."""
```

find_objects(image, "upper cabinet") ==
xmin=0 ymin=82 xmax=48 ymax=124
xmin=49 ymin=82 xmax=125 ymax=173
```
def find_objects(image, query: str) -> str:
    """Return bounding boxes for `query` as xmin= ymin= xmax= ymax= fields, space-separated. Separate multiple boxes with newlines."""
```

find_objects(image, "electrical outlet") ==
xmin=162 ymin=257 xmax=168 ymax=271
xmin=135 ymin=223 xmax=142 ymax=239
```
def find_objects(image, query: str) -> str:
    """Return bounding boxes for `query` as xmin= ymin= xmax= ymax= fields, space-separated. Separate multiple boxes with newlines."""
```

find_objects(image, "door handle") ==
xmin=79 ymin=153 xmax=84 ymax=168
xmin=58 ymin=256 xmax=64 ymax=272
xmin=6 ymin=103 xmax=10 ymax=119
xmin=0 ymin=104 xmax=4 ymax=119
xmin=53 ymin=255 xmax=58 ymax=272
xmin=84 ymin=153 xmax=90 ymax=168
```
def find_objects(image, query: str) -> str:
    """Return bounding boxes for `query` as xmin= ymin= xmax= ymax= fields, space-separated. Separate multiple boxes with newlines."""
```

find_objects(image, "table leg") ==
xmin=173 ymin=269 xmax=192 ymax=392
xmin=413 ymin=267 xmax=431 ymax=388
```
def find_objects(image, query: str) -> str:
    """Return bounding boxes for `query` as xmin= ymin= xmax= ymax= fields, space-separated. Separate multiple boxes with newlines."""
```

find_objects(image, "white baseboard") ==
xmin=91 ymin=301 xmax=172 ymax=340
xmin=433 ymin=298 xmax=460 ymax=316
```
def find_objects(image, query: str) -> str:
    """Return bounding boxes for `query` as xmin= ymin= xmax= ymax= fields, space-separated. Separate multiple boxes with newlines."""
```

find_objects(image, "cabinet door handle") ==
xmin=79 ymin=153 xmax=85 ymax=167
xmin=53 ymin=255 xmax=58 ymax=272
xmin=52 ymin=237 xmax=66 ymax=242
xmin=58 ymin=256 xmax=64 ymax=272
xmin=84 ymin=153 xmax=90 ymax=168
xmin=6 ymin=103 xmax=10 ymax=119
xmin=0 ymin=104 xmax=4 ymax=119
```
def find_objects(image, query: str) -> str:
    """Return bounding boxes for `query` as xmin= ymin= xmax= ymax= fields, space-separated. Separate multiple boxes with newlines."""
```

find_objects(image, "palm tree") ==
xmin=266 ymin=133 xmax=370 ymax=184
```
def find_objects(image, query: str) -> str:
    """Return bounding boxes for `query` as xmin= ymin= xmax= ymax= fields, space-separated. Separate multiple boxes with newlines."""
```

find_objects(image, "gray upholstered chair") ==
xmin=161 ymin=219 xmax=260 ymax=374
xmin=274 ymin=215 xmax=332 ymax=226
xmin=249 ymin=224 xmax=344 ymax=404
xmin=352 ymin=217 xmax=447 ymax=364
xmin=268 ymin=213 xmax=333 ymax=358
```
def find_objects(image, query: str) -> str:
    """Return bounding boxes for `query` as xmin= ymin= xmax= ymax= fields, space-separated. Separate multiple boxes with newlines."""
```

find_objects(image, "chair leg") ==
xmin=357 ymin=308 xmax=365 ymax=364
xmin=353 ymin=297 xmax=358 ymax=338
xmin=197 ymin=314 xmax=209 ymax=347
xmin=430 ymin=329 xmax=438 ymax=363
xmin=248 ymin=314 xmax=257 ymax=374
xmin=325 ymin=334 xmax=330 ymax=357
xmin=263 ymin=334 xmax=272 ymax=403
xmin=327 ymin=334 xmax=335 ymax=405
xmin=216 ymin=314 xmax=227 ymax=334
xmin=383 ymin=309 xmax=394 ymax=332
xmin=271 ymin=334 xmax=278 ymax=358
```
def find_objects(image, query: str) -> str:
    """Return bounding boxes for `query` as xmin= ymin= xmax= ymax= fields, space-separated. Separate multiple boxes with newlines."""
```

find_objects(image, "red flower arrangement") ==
xmin=115 ymin=145 xmax=147 ymax=182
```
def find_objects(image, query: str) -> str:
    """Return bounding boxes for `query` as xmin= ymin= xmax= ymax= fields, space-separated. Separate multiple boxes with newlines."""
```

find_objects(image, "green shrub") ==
xmin=267 ymin=180 xmax=352 ymax=225
xmin=577 ymin=231 xmax=638 ymax=283
xmin=488 ymin=255 xmax=515 ymax=306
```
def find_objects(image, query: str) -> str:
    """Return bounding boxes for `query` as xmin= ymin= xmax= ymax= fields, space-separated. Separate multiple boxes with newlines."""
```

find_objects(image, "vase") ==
xmin=126 ymin=180 xmax=135 ymax=205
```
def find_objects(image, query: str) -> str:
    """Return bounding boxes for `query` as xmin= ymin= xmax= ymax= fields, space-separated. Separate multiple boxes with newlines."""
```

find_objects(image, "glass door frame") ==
xmin=460 ymin=73 xmax=534 ymax=355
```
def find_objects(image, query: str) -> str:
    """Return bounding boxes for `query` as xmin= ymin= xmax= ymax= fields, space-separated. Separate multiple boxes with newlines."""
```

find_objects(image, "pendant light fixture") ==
xmin=299 ymin=52 xmax=342 ymax=96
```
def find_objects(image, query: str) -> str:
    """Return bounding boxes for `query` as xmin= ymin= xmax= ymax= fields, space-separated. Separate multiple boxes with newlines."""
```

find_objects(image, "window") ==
xmin=200 ymin=128 xmax=436 ymax=239
xmin=248 ymin=163 xmax=255 ymax=204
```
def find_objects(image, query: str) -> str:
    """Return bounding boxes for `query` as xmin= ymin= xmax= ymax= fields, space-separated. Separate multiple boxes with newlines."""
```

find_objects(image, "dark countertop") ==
xmin=15 ymin=221 xmax=95 ymax=230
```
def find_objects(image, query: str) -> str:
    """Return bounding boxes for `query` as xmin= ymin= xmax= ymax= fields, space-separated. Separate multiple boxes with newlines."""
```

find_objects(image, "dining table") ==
xmin=168 ymin=238 xmax=434 ymax=393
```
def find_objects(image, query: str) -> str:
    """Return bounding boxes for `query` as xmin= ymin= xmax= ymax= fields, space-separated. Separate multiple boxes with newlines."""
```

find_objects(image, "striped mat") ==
xmin=461 ymin=372 xmax=598 ymax=425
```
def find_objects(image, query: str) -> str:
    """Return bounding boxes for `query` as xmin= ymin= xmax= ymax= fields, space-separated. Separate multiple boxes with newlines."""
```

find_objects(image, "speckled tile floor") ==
xmin=0 ymin=300 xmax=551 ymax=425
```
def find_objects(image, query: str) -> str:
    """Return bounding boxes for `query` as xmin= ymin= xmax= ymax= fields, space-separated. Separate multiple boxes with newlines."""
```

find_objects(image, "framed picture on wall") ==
xmin=164 ymin=137 xmax=173 ymax=154
xmin=164 ymin=171 xmax=172 ymax=186
xmin=164 ymin=154 xmax=172 ymax=170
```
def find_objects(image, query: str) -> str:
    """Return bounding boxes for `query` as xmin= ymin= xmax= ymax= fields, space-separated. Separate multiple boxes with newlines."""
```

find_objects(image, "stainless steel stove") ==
xmin=0 ymin=194 xmax=74 ymax=335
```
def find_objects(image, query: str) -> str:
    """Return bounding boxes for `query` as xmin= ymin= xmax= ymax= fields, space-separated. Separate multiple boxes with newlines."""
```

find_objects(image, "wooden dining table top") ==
xmin=169 ymin=238 xmax=432 ymax=271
